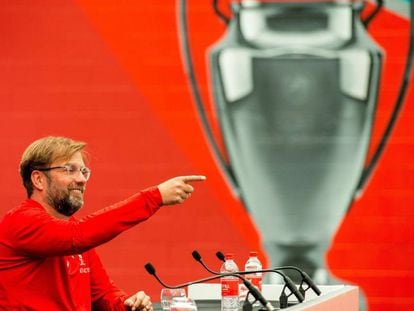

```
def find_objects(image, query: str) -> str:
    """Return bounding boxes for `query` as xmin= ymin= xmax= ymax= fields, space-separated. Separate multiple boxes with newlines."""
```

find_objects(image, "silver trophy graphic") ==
xmin=178 ymin=0 xmax=413 ymax=286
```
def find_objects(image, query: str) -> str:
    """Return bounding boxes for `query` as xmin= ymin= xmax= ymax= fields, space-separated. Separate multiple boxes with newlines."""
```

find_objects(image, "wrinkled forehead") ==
xmin=50 ymin=149 xmax=88 ymax=166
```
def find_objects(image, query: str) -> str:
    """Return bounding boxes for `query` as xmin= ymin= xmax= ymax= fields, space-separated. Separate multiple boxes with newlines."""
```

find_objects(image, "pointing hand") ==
xmin=157 ymin=175 xmax=206 ymax=205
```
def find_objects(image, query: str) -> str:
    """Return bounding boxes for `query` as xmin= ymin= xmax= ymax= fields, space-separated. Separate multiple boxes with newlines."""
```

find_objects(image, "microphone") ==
xmin=144 ymin=262 xmax=275 ymax=310
xmin=217 ymin=251 xmax=321 ymax=298
xmin=192 ymin=251 xmax=275 ymax=311
xmin=213 ymin=251 xmax=304 ymax=305
xmin=145 ymin=262 xmax=223 ymax=289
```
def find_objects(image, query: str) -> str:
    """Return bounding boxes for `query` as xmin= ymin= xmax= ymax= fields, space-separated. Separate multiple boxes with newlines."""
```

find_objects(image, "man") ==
xmin=0 ymin=136 xmax=206 ymax=310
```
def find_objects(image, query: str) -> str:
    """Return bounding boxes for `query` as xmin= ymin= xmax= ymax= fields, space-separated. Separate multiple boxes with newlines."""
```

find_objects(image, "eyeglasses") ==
xmin=36 ymin=164 xmax=91 ymax=181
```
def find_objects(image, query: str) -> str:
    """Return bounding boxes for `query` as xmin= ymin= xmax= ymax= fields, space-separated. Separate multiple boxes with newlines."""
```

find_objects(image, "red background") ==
xmin=0 ymin=1 xmax=413 ymax=310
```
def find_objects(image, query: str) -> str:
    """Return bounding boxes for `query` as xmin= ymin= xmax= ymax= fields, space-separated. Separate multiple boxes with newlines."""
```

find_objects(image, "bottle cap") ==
xmin=225 ymin=253 xmax=234 ymax=260
xmin=249 ymin=251 xmax=258 ymax=257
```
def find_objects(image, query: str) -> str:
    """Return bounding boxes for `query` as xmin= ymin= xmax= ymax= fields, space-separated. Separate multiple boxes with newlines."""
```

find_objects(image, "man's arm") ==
xmin=88 ymin=249 xmax=129 ymax=311
xmin=3 ymin=175 xmax=205 ymax=257
xmin=89 ymin=249 xmax=154 ymax=311
xmin=3 ymin=187 xmax=162 ymax=257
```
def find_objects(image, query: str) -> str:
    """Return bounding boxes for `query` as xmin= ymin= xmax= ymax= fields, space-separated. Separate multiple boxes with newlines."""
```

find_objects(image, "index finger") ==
xmin=181 ymin=175 xmax=207 ymax=183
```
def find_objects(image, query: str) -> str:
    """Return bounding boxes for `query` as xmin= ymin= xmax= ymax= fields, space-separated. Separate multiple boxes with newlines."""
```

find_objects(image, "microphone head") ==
xmin=284 ymin=276 xmax=305 ymax=302
xmin=192 ymin=250 xmax=202 ymax=262
xmin=144 ymin=263 xmax=156 ymax=275
xmin=216 ymin=251 xmax=225 ymax=262
xmin=302 ymin=272 xmax=322 ymax=296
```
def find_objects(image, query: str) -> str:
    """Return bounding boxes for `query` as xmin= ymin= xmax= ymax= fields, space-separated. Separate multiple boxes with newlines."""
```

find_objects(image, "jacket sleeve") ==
xmin=89 ymin=249 xmax=128 ymax=311
xmin=2 ymin=187 xmax=162 ymax=257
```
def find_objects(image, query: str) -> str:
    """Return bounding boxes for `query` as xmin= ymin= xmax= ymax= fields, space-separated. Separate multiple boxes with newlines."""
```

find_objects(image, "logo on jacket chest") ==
xmin=66 ymin=254 xmax=90 ymax=274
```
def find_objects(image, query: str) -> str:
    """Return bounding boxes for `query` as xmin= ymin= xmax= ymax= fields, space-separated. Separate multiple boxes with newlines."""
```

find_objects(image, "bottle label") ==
xmin=221 ymin=279 xmax=239 ymax=296
xmin=246 ymin=275 xmax=262 ymax=291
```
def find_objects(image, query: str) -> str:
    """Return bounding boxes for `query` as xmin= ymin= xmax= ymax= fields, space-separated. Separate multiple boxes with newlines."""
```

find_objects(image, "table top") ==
xmin=154 ymin=300 xmax=296 ymax=310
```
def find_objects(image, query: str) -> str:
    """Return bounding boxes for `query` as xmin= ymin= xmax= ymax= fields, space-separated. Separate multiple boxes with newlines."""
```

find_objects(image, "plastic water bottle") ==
xmin=220 ymin=253 xmax=239 ymax=311
xmin=243 ymin=251 xmax=263 ymax=306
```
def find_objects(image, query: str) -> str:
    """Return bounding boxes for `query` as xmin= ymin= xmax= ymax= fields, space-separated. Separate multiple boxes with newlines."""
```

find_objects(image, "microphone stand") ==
xmin=192 ymin=251 xmax=270 ymax=310
xmin=216 ymin=251 xmax=321 ymax=299
xmin=193 ymin=251 xmax=304 ymax=309
xmin=144 ymin=262 xmax=276 ymax=310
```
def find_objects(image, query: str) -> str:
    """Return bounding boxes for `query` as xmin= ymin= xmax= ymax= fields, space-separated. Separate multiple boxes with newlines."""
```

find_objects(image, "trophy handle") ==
xmin=212 ymin=0 xmax=230 ymax=25
xmin=178 ymin=0 xmax=242 ymax=197
xmin=354 ymin=0 xmax=414 ymax=198
xmin=362 ymin=0 xmax=384 ymax=28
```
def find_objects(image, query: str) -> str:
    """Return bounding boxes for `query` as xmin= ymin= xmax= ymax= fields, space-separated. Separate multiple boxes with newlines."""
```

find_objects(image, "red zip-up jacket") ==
xmin=0 ymin=187 xmax=162 ymax=310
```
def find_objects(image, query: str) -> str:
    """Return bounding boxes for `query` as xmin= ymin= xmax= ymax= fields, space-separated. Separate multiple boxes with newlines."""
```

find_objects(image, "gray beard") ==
xmin=44 ymin=173 xmax=84 ymax=217
xmin=47 ymin=190 xmax=83 ymax=217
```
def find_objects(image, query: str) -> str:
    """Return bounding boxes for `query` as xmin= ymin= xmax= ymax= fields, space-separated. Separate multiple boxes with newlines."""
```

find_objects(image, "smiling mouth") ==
xmin=70 ymin=189 xmax=84 ymax=194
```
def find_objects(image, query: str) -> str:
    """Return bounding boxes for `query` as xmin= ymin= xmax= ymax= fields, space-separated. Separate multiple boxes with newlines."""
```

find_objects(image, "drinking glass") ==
xmin=160 ymin=288 xmax=186 ymax=310
xmin=169 ymin=297 xmax=197 ymax=311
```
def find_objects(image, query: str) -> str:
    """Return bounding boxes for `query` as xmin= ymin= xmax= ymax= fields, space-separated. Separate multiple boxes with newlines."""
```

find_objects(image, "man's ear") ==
xmin=31 ymin=171 xmax=46 ymax=191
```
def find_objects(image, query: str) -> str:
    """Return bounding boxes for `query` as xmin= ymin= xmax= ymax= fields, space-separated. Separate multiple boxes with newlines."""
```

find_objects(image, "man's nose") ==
xmin=74 ymin=170 xmax=87 ymax=183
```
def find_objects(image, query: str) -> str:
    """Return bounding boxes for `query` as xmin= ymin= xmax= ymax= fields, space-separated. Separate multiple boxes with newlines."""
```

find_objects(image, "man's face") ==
xmin=44 ymin=151 xmax=88 ymax=217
